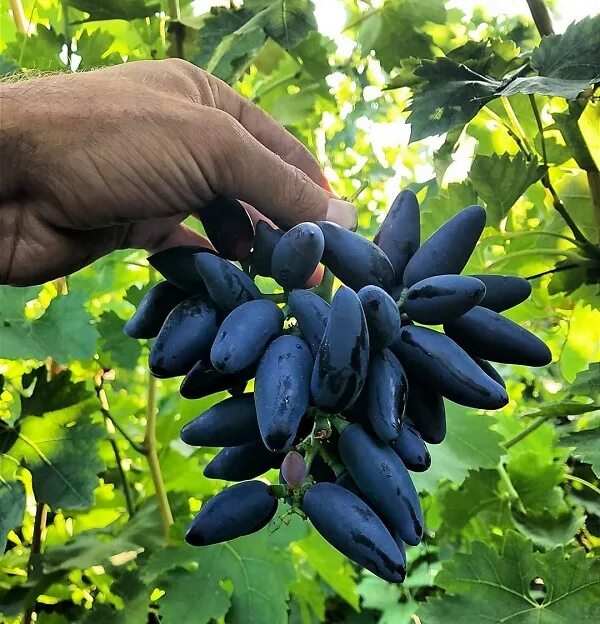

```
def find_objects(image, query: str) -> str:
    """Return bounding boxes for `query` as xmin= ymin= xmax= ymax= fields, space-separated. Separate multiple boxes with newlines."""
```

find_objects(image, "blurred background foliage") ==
xmin=0 ymin=0 xmax=599 ymax=622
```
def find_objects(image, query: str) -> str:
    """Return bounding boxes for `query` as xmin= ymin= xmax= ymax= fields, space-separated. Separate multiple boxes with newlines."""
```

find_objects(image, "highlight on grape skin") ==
xmin=125 ymin=190 xmax=552 ymax=583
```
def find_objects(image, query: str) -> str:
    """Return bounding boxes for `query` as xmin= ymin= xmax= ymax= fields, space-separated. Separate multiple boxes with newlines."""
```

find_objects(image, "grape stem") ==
xmin=525 ymin=263 xmax=580 ymax=280
xmin=503 ymin=413 xmax=556 ymax=449
xmin=496 ymin=462 xmax=526 ymax=514
xmin=485 ymin=248 xmax=590 ymax=270
xmin=564 ymin=473 xmax=600 ymax=497
xmin=22 ymin=503 xmax=47 ymax=624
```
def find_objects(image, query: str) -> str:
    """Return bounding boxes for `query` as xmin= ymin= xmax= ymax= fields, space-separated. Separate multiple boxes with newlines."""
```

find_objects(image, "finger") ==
xmin=169 ymin=61 xmax=331 ymax=191
xmin=200 ymin=109 xmax=356 ymax=230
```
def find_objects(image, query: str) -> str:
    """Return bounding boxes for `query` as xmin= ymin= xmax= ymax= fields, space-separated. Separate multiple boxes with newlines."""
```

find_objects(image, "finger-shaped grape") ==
xmin=390 ymin=419 xmax=431 ymax=472
xmin=288 ymin=289 xmax=330 ymax=356
xmin=358 ymin=285 xmax=401 ymax=350
xmin=250 ymin=220 xmax=284 ymax=277
xmin=271 ymin=223 xmax=324 ymax=290
xmin=198 ymin=196 xmax=254 ymax=260
xmin=470 ymin=274 xmax=531 ymax=312
xmin=204 ymin=442 xmax=284 ymax=481
xmin=179 ymin=361 xmax=254 ymax=399
xmin=404 ymin=379 xmax=447 ymax=444
xmin=474 ymin=356 xmax=506 ymax=389
xmin=149 ymin=246 xmax=214 ymax=292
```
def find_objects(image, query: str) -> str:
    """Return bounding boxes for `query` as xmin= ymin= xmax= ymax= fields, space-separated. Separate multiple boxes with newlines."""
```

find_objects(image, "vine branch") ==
xmin=503 ymin=413 xmax=554 ymax=449
xmin=525 ymin=263 xmax=579 ymax=280
xmin=525 ymin=0 xmax=555 ymax=37
xmin=22 ymin=503 xmax=47 ymax=624
xmin=167 ymin=0 xmax=185 ymax=59
xmin=9 ymin=0 xmax=27 ymax=34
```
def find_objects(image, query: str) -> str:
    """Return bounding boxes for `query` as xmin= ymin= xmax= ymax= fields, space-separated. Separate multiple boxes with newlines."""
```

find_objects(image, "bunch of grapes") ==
xmin=125 ymin=191 xmax=551 ymax=582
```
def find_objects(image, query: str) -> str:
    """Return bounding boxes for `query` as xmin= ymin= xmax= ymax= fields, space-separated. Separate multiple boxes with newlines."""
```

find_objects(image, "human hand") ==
xmin=0 ymin=58 xmax=356 ymax=286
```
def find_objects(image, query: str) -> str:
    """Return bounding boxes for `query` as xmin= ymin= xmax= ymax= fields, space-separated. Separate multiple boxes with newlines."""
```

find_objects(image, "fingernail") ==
xmin=326 ymin=198 xmax=358 ymax=231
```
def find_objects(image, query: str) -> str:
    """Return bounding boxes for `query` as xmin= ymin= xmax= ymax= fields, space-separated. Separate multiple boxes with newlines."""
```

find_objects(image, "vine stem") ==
xmin=525 ymin=263 xmax=580 ymax=280
xmin=503 ymin=414 xmax=554 ymax=449
xmin=22 ymin=503 xmax=47 ymax=624
xmin=104 ymin=417 xmax=136 ymax=517
xmin=496 ymin=463 xmax=526 ymax=514
xmin=9 ymin=0 xmax=27 ymax=34
xmin=481 ymin=230 xmax=583 ymax=248
xmin=564 ymin=473 xmax=600 ymax=497
xmin=167 ymin=0 xmax=184 ymax=59
xmin=483 ymin=107 xmax=532 ymax=158
xmin=144 ymin=369 xmax=174 ymax=541
xmin=486 ymin=247 xmax=585 ymax=270
xmin=525 ymin=0 xmax=555 ymax=37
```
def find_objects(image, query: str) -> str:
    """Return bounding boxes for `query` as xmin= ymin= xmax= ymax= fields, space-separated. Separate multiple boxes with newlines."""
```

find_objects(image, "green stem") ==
xmin=503 ymin=414 xmax=554 ymax=449
xmin=22 ymin=503 xmax=47 ymax=624
xmin=564 ymin=473 xmax=600 ymax=497
xmin=497 ymin=462 xmax=526 ymax=514
xmin=528 ymin=95 xmax=548 ymax=166
xmin=501 ymin=97 xmax=535 ymax=156
xmin=525 ymin=0 xmax=555 ymax=37
xmin=486 ymin=248 xmax=586 ymax=270
xmin=167 ymin=0 xmax=184 ymax=59
xmin=95 ymin=384 xmax=146 ymax=454
xmin=104 ymin=416 xmax=136 ymax=517
xmin=144 ymin=369 xmax=174 ymax=542
xmin=482 ymin=229 xmax=583 ymax=247
xmin=526 ymin=263 xmax=580 ymax=280
xmin=347 ymin=180 xmax=369 ymax=203
xmin=483 ymin=107 xmax=532 ymax=158
xmin=253 ymin=70 xmax=302 ymax=103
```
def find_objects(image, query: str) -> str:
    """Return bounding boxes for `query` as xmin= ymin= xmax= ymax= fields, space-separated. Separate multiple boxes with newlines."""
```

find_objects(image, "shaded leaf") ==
xmin=559 ymin=428 xmax=600 ymax=477
xmin=67 ymin=0 xmax=159 ymax=22
xmin=513 ymin=507 xmax=586 ymax=550
xmin=568 ymin=362 xmax=600 ymax=401
xmin=496 ymin=75 xmax=594 ymax=100
xmin=97 ymin=312 xmax=142 ymax=369
xmin=470 ymin=152 xmax=545 ymax=223
xmin=4 ymin=27 xmax=64 ymax=70
xmin=531 ymin=16 xmax=600 ymax=83
xmin=0 ymin=53 xmax=19 ymax=76
xmin=0 ymin=480 xmax=25 ymax=551
xmin=406 ymin=58 xmax=499 ymax=142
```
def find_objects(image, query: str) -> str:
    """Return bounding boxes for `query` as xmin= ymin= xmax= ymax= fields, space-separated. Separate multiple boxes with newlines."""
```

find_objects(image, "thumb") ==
xmin=200 ymin=109 xmax=357 ymax=230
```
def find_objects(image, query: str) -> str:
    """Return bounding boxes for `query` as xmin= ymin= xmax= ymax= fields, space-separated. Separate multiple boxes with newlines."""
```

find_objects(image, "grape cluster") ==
xmin=125 ymin=191 xmax=551 ymax=582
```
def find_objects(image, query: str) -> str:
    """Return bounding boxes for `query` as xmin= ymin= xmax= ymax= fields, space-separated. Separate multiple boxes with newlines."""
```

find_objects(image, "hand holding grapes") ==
xmin=0 ymin=58 xmax=356 ymax=286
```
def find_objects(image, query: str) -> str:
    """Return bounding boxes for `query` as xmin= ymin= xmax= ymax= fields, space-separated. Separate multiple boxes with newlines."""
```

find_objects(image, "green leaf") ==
xmin=81 ymin=571 xmax=149 ymax=624
xmin=0 ymin=480 xmax=25 ymax=551
xmin=559 ymin=428 xmax=600 ymax=477
xmin=507 ymin=451 xmax=565 ymax=514
xmin=470 ymin=152 xmax=545 ymax=224
xmin=97 ymin=312 xmax=142 ymax=369
xmin=362 ymin=0 xmax=446 ymax=71
xmin=147 ymin=529 xmax=296 ymax=624
xmin=289 ymin=574 xmax=326 ymax=624
xmin=412 ymin=404 xmax=504 ymax=491
xmin=2 ymin=402 xmax=104 ymax=509
xmin=569 ymin=362 xmax=600 ymax=401
xmin=358 ymin=575 xmax=417 ymax=624
xmin=420 ymin=531 xmax=600 ymax=623
xmin=76 ymin=29 xmax=121 ymax=70
xmin=20 ymin=367 xmax=92 ymax=418
xmin=4 ymin=27 xmax=64 ymax=70
xmin=496 ymin=75 xmax=594 ymax=100
xmin=43 ymin=531 xmax=141 ymax=572
xmin=0 ymin=289 xmax=99 ymax=363
xmin=67 ymin=0 xmax=160 ymax=22
xmin=406 ymin=58 xmax=499 ymax=142
xmin=531 ymin=16 xmax=600 ymax=83
xmin=513 ymin=507 xmax=586 ymax=550
xmin=0 ymin=53 xmax=19 ymax=76
xmin=295 ymin=529 xmax=359 ymax=610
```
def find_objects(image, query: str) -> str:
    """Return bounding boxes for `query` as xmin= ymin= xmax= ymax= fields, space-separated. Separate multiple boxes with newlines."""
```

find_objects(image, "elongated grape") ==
xmin=180 ymin=394 xmax=260 ymax=447
xmin=365 ymin=349 xmax=407 ymax=443
xmin=374 ymin=189 xmax=420 ymax=284
xmin=194 ymin=253 xmax=260 ymax=312
xmin=390 ymin=419 xmax=431 ymax=472
xmin=288 ymin=289 xmax=330 ymax=355
xmin=199 ymin=196 xmax=254 ymax=260
xmin=281 ymin=451 xmax=307 ymax=488
xmin=404 ymin=379 xmax=446 ymax=444
xmin=358 ymin=285 xmax=401 ymax=350
xmin=403 ymin=275 xmax=486 ymax=324
xmin=186 ymin=481 xmax=278 ymax=546
xmin=470 ymin=274 xmax=532 ymax=312
xmin=211 ymin=299 xmax=284 ymax=374
xmin=149 ymin=295 xmax=219 ymax=378
xmin=391 ymin=326 xmax=508 ymax=409
xmin=335 ymin=473 xmax=407 ymax=556
xmin=124 ymin=281 xmax=187 ymax=339
xmin=271 ymin=223 xmax=325 ymax=290
xmin=302 ymin=483 xmax=406 ymax=582
xmin=250 ymin=220 xmax=284 ymax=277
xmin=444 ymin=306 xmax=552 ymax=366
xmin=255 ymin=335 xmax=313 ymax=452
xmin=402 ymin=205 xmax=486 ymax=287
xmin=149 ymin=246 xmax=214 ymax=292
xmin=338 ymin=424 xmax=423 ymax=545
xmin=204 ymin=441 xmax=284 ymax=481
xmin=474 ymin=356 xmax=506 ymax=389
xmin=179 ymin=361 xmax=255 ymax=399
xmin=311 ymin=286 xmax=370 ymax=413
xmin=318 ymin=221 xmax=395 ymax=292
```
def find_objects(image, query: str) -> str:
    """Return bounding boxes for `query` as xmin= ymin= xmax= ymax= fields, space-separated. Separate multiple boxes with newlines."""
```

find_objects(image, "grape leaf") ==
xmin=146 ymin=529 xmax=296 ymax=624
xmin=0 ymin=480 xmax=25 ymax=551
xmin=412 ymin=404 xmax=504 ymax=491
xmin=295 ymin=530 xmax=360 ymax=610
xmin=406 ymin=58 xmax=500 ymax=142
xmin=20 ymin=367 xmax=92 ymax=418
xmin=4 ymin=27 xmax=64 ymax=70
xmin=289 ymin=574 xmax=327 ymax=624
xmin=76 ymin=29 xmax=121 ymax=70
xmin=568 ymin=362 xmax=600 ymax=401
xmin=2 ymin=402 xmax=105 ymax=509
xmin=80 ymin=571 xmax=149 ymax=624
xmin=513 ymin=507 xmax=586 ymax=550
xmin=0 ymin=288 xmax=99 ymax=363
xmin=67 ymin=0 xmax=159 ymax=22
xmin=531 ymin=15 xmax=600 ymax=83
xmin=0 ymin=53 xmax=18 ymax=76
xmin=360 ymin=0 xmax=446 ymax=71
xmin=559 ymin=428 xmax=600 ymax=477
xmin=507 ymin=451 xmax=565 ymax=514
xmin=470 ymin=152 xmax=545 ymax=224
xmin=496 ymin=75 xmax=594 ymax=100
xmin=358 ymin=575 xmax=417 ymax=624
xmin=420 ymin=531 xmax=600 ymax=623
xmin=97 ymin=312 xmax=142 ymax=369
